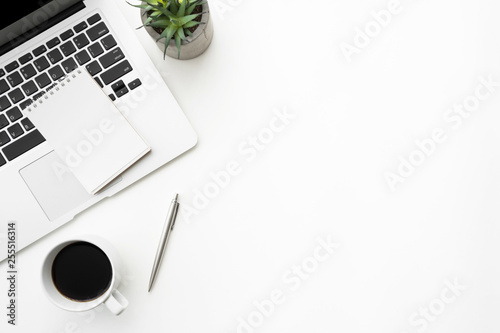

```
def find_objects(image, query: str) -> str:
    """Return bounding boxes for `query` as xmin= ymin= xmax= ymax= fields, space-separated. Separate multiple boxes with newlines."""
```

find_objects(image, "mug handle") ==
xmin=104 ymin=290 xmax=129 ymax=315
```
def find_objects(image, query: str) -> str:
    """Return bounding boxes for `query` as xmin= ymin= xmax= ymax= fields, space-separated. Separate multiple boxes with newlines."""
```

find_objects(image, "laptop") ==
xmin=0 ymin=0 xmax=198 ymax=261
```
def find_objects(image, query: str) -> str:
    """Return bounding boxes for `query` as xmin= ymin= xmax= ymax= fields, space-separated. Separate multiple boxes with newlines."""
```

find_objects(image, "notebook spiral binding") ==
xmin=26 ymin=69 xmax=83 ymax=113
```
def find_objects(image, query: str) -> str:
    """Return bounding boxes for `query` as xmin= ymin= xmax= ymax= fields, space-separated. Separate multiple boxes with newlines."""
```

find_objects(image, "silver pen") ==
xmin=148 ymin=193 xmax=179 ymax=292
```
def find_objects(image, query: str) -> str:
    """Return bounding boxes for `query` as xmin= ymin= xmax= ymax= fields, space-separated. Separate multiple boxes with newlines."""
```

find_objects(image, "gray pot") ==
xmin=140 ymin=3 xmax=213 ymax=60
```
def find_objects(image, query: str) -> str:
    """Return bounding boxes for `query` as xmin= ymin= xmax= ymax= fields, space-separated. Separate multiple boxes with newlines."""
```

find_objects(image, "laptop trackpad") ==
xmin=20 ymin=151 xmax=93 ymax=221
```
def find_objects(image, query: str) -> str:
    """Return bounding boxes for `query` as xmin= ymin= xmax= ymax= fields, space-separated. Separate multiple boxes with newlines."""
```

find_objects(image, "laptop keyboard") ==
xmin=0 ymin=12 xmax=142 ymax=168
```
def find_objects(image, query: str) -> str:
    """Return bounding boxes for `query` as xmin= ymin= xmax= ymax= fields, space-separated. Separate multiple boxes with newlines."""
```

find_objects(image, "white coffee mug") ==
xmin=41 ymin=235 xmax=128 ymax=315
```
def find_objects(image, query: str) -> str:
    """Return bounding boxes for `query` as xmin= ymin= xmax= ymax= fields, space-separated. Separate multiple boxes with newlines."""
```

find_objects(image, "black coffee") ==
xmin=51 ymin=241 xmax=112 ymax=302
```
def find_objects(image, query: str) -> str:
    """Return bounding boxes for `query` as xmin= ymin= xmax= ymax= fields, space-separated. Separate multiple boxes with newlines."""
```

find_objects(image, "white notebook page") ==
xmin=25 ymin=69 xmax=151 ymax=195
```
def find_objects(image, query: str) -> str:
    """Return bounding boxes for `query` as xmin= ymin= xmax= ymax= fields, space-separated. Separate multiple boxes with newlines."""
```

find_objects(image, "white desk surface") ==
xmin=3 ymin=0 xmax=500 ymax=332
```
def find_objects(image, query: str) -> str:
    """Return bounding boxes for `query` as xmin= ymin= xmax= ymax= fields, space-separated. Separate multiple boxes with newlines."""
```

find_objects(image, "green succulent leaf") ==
xmin=182 ymin=20 xmax=200 ymax=28
xmin=174 ymin=32 xmax=181 ymax=58
xmin=186 ymin=3 xmax=195 ymax=14
xmin=141 ymin=0 xmax=160 ymax=5
xmin=160 ymin=23 xmax=177 ymax=40
xmin=177 ymin=27 xmax=186 ymax=40
xmin=148 ymin=19 xmax=170 ymax=28
xmin=177 ymin=0 xmax=186 ymax=17
xmin=137 ymin=16 xmax=153 ymax=29
xmin=177 ymin=13 xmax=200 ymax=25
xmin=186 ymin=1 xmax=204 ymax=13
xmin=149 ymin=3 xmax=173 ymax=17
xmin=159 ymin=24 xmax=176 ymax=58
xmin=127 ymin=2 xmax=153 ymax=11
xmin=170 ymin=1 xmax=178 ymax=13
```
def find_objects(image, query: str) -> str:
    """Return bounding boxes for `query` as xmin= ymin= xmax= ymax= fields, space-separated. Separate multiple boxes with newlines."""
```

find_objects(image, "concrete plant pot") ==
xmin=140 ymin=2 xmax=213 ymax=60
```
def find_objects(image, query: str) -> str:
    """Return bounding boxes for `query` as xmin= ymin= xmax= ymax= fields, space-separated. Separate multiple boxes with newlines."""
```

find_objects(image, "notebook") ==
xmin=24 ymin=69 xmax=151 ymax=195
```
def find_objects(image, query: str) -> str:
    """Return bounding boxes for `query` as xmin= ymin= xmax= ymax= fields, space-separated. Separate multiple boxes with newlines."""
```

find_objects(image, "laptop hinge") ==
xmin=0 ymin=1 xmax=86 ymax=57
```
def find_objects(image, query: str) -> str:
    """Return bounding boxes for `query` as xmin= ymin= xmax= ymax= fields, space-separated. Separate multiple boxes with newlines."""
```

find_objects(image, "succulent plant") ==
xmin=129 ymin=0 xmax=205 ymax=58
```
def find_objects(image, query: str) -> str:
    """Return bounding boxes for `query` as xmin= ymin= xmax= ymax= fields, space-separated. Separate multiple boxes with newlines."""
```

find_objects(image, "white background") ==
xmin=3 ymin=0 xmax=500 ymax=332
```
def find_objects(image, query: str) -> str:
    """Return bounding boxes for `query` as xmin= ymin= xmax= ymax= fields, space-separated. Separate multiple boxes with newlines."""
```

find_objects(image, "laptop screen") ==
xmin=0 ymin=1 xmax=55 ymax=30
xmin=0 ymin=0 xmax=82 ymax=54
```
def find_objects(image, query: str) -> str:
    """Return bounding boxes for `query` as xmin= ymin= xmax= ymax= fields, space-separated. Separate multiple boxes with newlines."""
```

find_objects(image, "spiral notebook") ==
xmin=24 ymin=69 xmax=151 ymax=195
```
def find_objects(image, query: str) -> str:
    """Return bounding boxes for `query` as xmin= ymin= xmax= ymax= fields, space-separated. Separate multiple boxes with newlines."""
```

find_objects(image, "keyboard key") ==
xmin=0 ymin=131 xmax=10 ymax=146
xmin=32 ymin=91 xmax=45 ymax=101
xmin=108 ymin=93 xmax=116 ymax=101
xmin=73 ymin=33 xmax=90 ymax=49
xmin=33 ymin=45 xmax=47 ymax=57
xmin=61 ymin=58 xmax=78 ymax=73
xmin=0 ymin=96 xmax=11 ymax=111
xmin=0 ymin=79 xmax=9 ymax=94
xmin=87 ymin=13 xmax=101 ymax=25
xmin=21 ymin=118 xmax=35 ymax=131
xmin=0 ymin=69 xmax=4 ymax=77
xmin=74 ymin=21 xmax=88 ymax=33
xmin=88 ymin=42 xmax=104 ymax=58
xmin=60 ymin=29 xmax=74 ymax=41
xmin=115 ymin=86 xmax=128 ymax=98
xmin=60 ymin=41 xmax=77 ymax=56
xmin=8 ymin=123 xmax=24 ymax=139
xmin=47 ymin=49 xmax=63 ymax=64
xmin=6 ymin=107 xmax=22 ymax=122
xmin=101 ymin=34 xmax=117 ymax=50
xmin=87 ymin=22 xmax=109 ymax=41
xmin=86 ymin=60 xmax=102 ymax=76
xmin=46 ymin=82 xmax=57 ymax=92
xmin=46 ymin=37 xmax=60 ymax=49
xmin=99 ymin=47 xmax=124 ymax=69
xmin=34 ymin=56 xmax=50 ymax=72
xmin=21 ymin=80 xmax=38 ymax=96
xmin=128 ymin=78 xmax=141 ymax=90
xmin=7 ymin=72 xmax=23 ymax=87
xmin=111 ymin=80 xmax=125 ymax=92
xmin=48 ymin=65 xmax=65 ymax=81
xmin=100 ymin=60 xmax=132 ymax=85
xmin=20 ymin=64 xmax=37 ymax=79
xmin=8 ymin=88 xmax=25 ymax=104
xmin=5 ymin=61 xmax=19 ymax=73
xmin=94 ymin=76 xmax=103 ymax=88
xmin=19 ymin=53 xmax=33 ymax=65
xmin=111 ymin=80 xmax=128 ymax=97
xmin=19 ymin=99 xmax=33 ymax=110
xmin=75 ymin=50 xmax=91 ymax=65
xmin=35 ymin=73 xmax=51 ymax=88
xmin=3 ymin=129 xmax=45 ymax=161
xmin=0 ymin=115 xmax=8 ymax=129
xmin=0 ymin=153 xmax=5 ymax=166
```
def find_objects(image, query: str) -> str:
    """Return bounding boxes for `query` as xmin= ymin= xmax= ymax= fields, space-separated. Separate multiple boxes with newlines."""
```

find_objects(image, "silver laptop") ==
xmin=0 ymin=0 xmax=198 ymax=260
